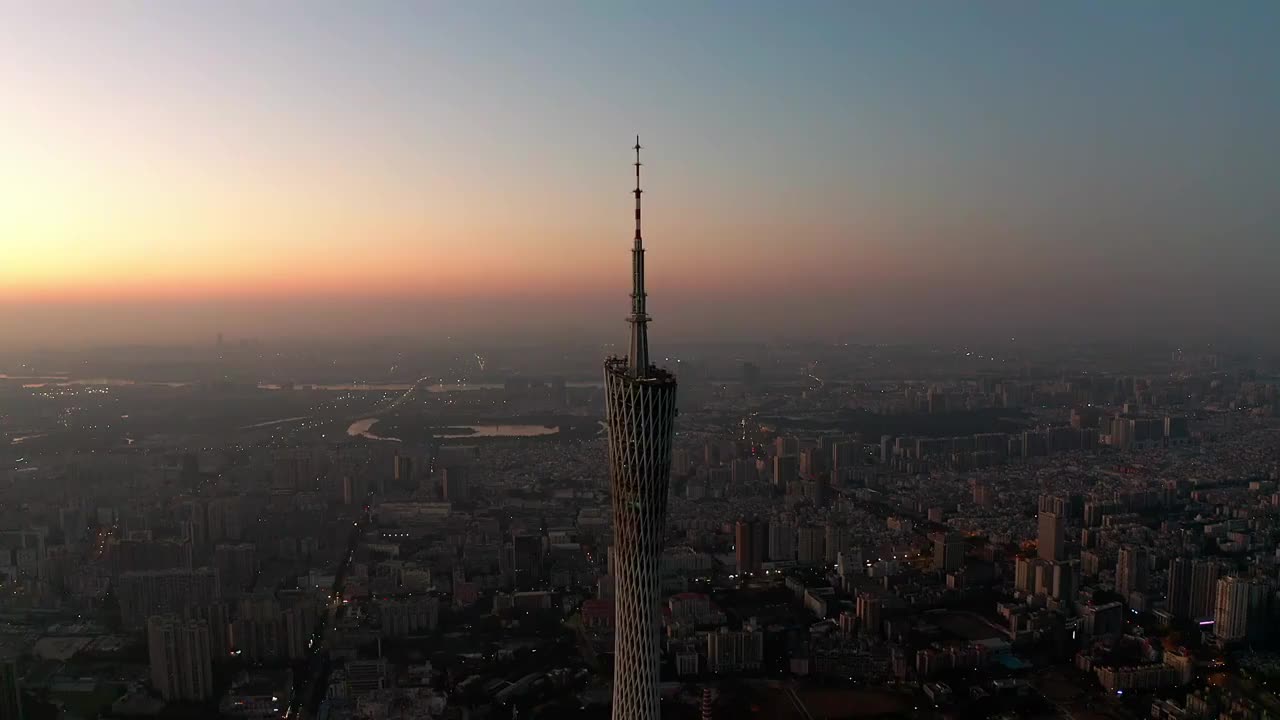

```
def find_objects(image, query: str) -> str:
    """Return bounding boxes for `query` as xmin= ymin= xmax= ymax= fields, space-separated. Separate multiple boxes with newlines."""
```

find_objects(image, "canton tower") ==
xmin=605 ymin=137 xmax=678 ymax=720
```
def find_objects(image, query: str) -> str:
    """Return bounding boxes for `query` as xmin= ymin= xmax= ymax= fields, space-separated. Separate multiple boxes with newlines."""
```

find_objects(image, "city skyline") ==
xmin=4 ymin=2 xmax=1279 ymax=349
xmin=6 ymin=6 xmax=1280 ymax=719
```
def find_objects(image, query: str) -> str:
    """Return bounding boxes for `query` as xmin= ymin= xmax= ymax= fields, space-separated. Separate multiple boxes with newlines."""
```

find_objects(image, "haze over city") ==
xmin=3 ymin=2 xmax=1278 ymax=350
xmin=7 ymin=5 xmax=1280 ymax=720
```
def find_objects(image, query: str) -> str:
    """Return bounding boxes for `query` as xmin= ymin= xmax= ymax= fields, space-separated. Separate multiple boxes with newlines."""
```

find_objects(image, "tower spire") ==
xmin=629 ymin=135 xmax=650 ymax=377
xmin=604 ymin=137 xmax=678 ymax=720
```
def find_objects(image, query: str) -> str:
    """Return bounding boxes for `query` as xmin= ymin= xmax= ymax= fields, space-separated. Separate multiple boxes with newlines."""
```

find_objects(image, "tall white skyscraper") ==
xmin=606 ymin=138 xmax=678 ymax=720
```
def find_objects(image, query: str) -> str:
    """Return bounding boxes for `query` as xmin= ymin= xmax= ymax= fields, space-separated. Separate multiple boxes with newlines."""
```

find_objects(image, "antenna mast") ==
xmin=628 ymin=136 xmax=650 ymax=377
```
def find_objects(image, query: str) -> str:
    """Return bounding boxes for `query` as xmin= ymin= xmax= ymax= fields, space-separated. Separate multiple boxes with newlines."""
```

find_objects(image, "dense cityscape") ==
xmin=3 ymin=327 xmax=1280 ymax=719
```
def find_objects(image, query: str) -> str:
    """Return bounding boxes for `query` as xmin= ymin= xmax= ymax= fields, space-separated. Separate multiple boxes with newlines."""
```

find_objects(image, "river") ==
xmin=345 ymin=418 xmax=559 ymax=441
xmin=240 ymin=416 xmax=310 ymax=429
xmin=347 ymin=418 xmax=399 ymax=442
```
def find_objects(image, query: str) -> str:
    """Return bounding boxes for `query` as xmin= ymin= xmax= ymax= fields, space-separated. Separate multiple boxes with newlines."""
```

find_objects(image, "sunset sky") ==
xmin=2 ymin=2 xmax=1277 ymax=348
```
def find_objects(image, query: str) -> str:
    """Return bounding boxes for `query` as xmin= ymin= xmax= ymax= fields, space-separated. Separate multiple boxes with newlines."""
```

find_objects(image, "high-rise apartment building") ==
xmin=148 ymin=615 xmax=213 ymax=702
xmin=282 ymin=602 xmax=318 ymax=660
xmin=671 ymin=449 xmax=692 ymax=476
xmin=231 ymin=594 xmax=285 ymax=662
xmin=824 ymin=523 xmax=849 ymax=565
xmin=272 ymin=449 xmax=313 ymax=492
xmin=1215 ymin=576 xmax=1268 ymax=641
xmin=832 ymin=440 xmax=859 ymax=477
xmin=856 ymin=592 xmax=882 ymax=637
xmin=1038 ymin=493 xmax=1068 ymax=517
xmin=972 ymin=481 xmax=994 ymax=507
xmin=1080 ymin=550 xmax=1102 ymax=578
xmin=174 ymin=500 xmax=208 ymax=551
xmin=605 ymin=139 xmax=678 ymax=720
xmin=730 ymin=458 xmax=757 ymax=485
xmin=511 ymin=533 xmax=544 ymax=590
xmin=768 ymin=521 xmax=795 ymax=562
xmin=1115 ymin=546 xmax=1149 ymax=603
xmin=109 ymin=537 xmax=192 ymax=577
xmin=1038 ymin=511 xmax=1065 ymax=562
xmin=344 ymin=659 xmax=389 ymax=697
xmin=1190 ymin=560 xmax=1221 ymax=620
xmin=205 ymin=497 xmax=243 ymax=543
xmin=1014 ymin=555 xmax=1035 ymax=593
xmin=1167 ymin=557 xmax=1192 ymax=619
xmin=374 ymin=596 xmax=440 ymax=637
xmin=703 ymin=441 xmax=722 ymax=468
xmin=213 ymin=543 xmax=256 ymax=593
xmin=772 ymin=455 xmax=798 ymax=487
xmin=932 ymin=532 xmax=965 ymax=573
xmin=184 ymin=602 xmax=230 ymax=661
xmin=1034 ymin=560 xmax=1054 ymax=597
xmin=796 ymin=526 xmax=825 ymax=566
xmin=734 ymin=519 xmax=764 ymax=575
xmin=392 ymin=451 xmax=414 ymax=485
xmin=799 ymin=447 xmax=827 ymax=478
xmin=1081 ymin=601 xmax=1124 ymax=639
xmin=705 ymin=628 xmax=764 ymax=673
xmin=1051 ymin=561 xmax=1076 ymax=602
xmin=117 ymin=568 xmax=220 ymax=630
xmin=339 ymin=475 xmax=358 ymax=506
xmin=442 ymin=465 xmax=471 ymax=502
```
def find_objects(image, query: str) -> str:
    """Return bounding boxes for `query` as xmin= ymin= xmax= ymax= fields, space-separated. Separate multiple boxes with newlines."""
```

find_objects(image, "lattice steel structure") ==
xmin=606 ymin=138 xmax=677 ymax=720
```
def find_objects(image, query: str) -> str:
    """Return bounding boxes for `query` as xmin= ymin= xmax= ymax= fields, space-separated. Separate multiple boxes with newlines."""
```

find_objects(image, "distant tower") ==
xmin=606 ymin=138 xmax=678 ymax=720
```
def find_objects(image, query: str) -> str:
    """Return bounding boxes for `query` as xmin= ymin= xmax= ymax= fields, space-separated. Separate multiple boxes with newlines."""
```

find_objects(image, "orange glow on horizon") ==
xmin=0 ymin=260 xmax=767 ymax=304
xmin=0 ymin=267 xmax=619 ymax=304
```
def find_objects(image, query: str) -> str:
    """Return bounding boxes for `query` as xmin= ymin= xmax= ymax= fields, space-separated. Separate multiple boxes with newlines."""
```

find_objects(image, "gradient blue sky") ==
xmin=2 ymin=1 xmax=1277 ymax=347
